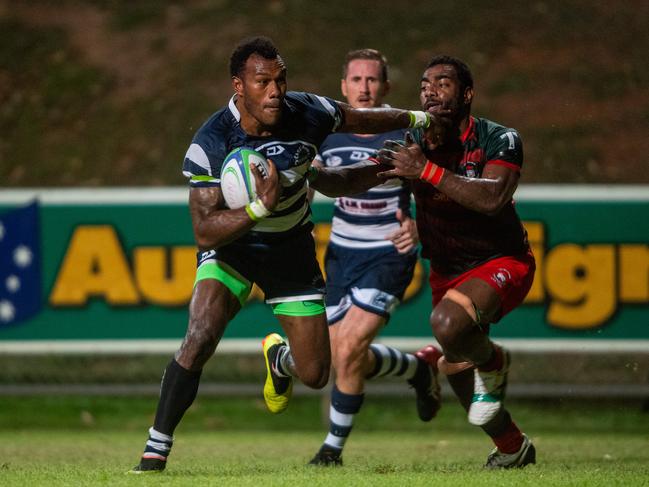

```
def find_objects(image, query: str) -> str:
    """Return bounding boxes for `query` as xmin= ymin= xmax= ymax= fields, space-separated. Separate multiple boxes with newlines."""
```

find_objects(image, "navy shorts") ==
xmin=324 ymin=242 xmax=417 ymax=324
xmin=197 ymin=223 xmax=325 ymax=304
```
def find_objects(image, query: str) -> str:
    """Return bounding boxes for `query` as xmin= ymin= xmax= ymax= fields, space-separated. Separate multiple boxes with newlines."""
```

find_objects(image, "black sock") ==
xmin=153 ymin=359 xmax=202 ymax=435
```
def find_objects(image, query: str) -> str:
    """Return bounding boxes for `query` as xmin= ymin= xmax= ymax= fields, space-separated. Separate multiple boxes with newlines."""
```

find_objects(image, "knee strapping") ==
xmin=442 ymin=288 xmax=482 ymax=324
xmin=437 ymin=355 xmax=474 ymax=375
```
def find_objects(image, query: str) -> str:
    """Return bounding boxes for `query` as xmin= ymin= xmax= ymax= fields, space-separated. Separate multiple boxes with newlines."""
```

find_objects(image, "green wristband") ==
xmin=408 ymin=111 xmax=430 ymax=129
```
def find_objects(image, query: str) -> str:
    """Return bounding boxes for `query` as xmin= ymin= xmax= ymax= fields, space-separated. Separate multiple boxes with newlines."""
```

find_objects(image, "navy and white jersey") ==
xmin=316 ymin=130 xmax=412 ymax=249
xmin=183 ymin=91 xmax=343 ymax=235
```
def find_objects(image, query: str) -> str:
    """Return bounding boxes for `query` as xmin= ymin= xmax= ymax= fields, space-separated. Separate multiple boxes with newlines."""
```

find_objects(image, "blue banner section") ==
xmin=0 ymin=201 xmax=42 ymax=328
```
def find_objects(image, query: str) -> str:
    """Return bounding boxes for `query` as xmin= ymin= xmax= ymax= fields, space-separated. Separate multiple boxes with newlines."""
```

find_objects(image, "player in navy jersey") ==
xmin=130 ymin=37 xmax=448 ymax=473
xmin=308 ymin=49 xmax=442 ymax=467
xmin=377 ymin=55 xmax=536 ymax=468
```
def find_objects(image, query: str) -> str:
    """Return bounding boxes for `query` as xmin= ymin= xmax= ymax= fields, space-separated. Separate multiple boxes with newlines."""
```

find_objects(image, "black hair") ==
xmin=426 ymin=55 xmax=473 ymax=91
xmin=229 ymin=36 xmax=281 ymax=78
xmin=342 ymin=48 xmax=389 ymax=82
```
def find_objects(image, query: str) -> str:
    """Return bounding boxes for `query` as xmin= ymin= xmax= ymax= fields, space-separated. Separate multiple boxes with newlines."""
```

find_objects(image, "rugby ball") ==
xmin=220 ymin=147 xmax=270 ymax=209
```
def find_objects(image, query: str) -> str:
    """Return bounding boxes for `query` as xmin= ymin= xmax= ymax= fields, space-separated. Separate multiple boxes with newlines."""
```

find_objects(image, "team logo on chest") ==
xmin=350 ymin=150 xmax=372 ymax=161
xmin=464 ymin=161 xmax=478 ymax=178
xmin=257 ymin=141 xmax=316 ymax=170
xmin=326 ymin=155 xmax=343 ymax=167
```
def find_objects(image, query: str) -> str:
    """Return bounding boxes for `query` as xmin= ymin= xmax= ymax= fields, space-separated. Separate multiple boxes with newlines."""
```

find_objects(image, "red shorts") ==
xmin=428 ymin=251 xmax=535 ymax=321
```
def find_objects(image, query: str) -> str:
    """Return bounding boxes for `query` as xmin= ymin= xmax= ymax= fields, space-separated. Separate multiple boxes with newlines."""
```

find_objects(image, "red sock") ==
xmin=492 ymin=420 xmax=524 ymax=454
xmin=479 ymin=345 xmax=503 ymax=372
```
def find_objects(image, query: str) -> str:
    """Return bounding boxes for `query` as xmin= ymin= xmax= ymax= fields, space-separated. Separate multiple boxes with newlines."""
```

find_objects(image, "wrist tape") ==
xmin=408 ymin=111 xmax=431 ymax=129
xmin=245 ymin=198 xmax=270 ymax=221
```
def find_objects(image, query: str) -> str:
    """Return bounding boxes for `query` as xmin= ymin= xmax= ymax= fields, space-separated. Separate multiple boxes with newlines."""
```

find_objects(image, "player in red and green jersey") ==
xmin=377 ymin=55 xmax=536 ymax=469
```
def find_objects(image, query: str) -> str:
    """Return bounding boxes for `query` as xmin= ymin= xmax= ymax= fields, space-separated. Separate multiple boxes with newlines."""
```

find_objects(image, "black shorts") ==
xmin=197 ymin=223 xmax=325 ymax=304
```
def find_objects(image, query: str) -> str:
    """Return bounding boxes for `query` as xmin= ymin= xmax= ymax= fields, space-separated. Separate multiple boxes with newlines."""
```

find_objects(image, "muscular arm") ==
xmin=189 ymin=187 xmax=257 ymax=250
xmin=309 ymin=161 xmax=392 ymax=198
xmin=377 ymin=138 xmax=519 ymax=216
xmin=337 ymin=103 xmax=451 ymax=143
xmin=435 ymin=164 xmax=519 ymax=216
xmin=190 ymin=160 xmax=281 ymax=250
xmin=337 ymin=103 xmax=412 ymax=134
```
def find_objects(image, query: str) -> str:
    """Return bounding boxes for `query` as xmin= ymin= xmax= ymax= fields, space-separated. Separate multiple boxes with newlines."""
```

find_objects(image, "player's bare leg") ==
xmin=262 ymin=312 xmax=331 ymax=414
xmin=310 ymin=305 xmax=440 ymax=466
xmin=277 ymin=313 xmax=331 ymax=389
xmin=131 ymin=280 xmax=240 ymax=473
xmin=331 ymin=306 xmax=385 ymax=393
xmin=431 ymin=278 xmax=533 ymax=467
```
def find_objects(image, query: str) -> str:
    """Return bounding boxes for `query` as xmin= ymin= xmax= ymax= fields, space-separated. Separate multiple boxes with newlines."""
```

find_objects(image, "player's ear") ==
xmin=463 ymin=86 xmax=474 ymax=106
xmin=232 ymin=76 xmax=244 ymax=96
xmin=341 ymin=78 xmax=348 ymax=99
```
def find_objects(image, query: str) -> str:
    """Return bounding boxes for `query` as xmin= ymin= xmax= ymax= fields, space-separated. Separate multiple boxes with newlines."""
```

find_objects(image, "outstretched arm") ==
xmin=337 ymin=102 xmax=451 ymax=146
xmin=308 ymin=160 xmax=392 ymax=198
xmin=190 ymin=161 xmax=281 ymax=249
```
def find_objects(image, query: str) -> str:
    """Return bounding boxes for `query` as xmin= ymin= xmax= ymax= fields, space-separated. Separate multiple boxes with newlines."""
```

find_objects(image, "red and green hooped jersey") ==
xmin=412 ymin=116 xmax=529 ymax=277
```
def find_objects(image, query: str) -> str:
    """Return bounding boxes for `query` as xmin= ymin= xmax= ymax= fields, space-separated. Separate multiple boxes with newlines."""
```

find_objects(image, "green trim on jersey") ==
xmin=195 ymin=262 xmax=252 ymax=306
xmin=271 ymin=299 xmax=325 ymax=317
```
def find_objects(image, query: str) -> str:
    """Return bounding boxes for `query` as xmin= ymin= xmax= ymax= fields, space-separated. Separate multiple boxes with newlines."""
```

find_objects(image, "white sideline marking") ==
xmin=0 ymin=185 xmax=648 ymax=204
xmin=0 ymin=338 xmax=647 ymax=354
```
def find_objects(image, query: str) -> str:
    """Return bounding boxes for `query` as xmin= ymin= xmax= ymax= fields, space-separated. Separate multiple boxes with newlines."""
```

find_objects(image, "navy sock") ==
xmin=322 ymin=385 xmax=365 ymax=453
xmin=366 ymin=344 xmax=418 ymax=380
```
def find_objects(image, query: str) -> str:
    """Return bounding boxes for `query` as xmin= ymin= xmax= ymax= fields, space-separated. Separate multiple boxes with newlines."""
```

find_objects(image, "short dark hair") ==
xmin=342 ymin=48 xmax=389 ymax=82
xmin=426 ymin=55 xmax=473 ymax=91
xmin=229 ymin=36 xmax=281 ymax=78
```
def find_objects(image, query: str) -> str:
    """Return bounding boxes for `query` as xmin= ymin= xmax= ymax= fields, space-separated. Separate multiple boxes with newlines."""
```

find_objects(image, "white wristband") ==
xmin=408 ymin=110 xmax=430 ymax=129
xmin=245 ymin=198 xmax=270 ymax=221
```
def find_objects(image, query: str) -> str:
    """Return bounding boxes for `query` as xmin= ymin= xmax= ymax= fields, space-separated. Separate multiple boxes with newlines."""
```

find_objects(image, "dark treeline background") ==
xmin=2 ymin=0 xmax=648 ymax=187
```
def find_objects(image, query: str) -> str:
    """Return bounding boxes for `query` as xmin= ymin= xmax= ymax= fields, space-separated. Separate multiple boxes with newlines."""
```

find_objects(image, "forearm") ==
xmin=310 ymin=163 xmax=389 ymax=197
xmin=189 ymin=187 xmax=266 ymax=250
xmin=436 ymin=174 xmax=511 ymax=215
xmin=339 ymin=104 xmax=429 ymax=134
xmin=423 ymin=164 xmax=515 ymax=216
xmin=192 ymin=207 xmax=257 ymax=250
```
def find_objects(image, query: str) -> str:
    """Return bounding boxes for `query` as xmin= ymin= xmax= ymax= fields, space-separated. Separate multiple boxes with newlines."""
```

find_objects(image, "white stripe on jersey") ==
xmin=273 ymin=186 xmax=306 ymax=212
xmin=185 ymin=143 xmax=212 ymax=175
xmin=330 ymin=217 xmax=400 ymax=248
xmin=315 ymin=95 xmax=336 ymax=118
xmin=228 ymin=96 xmax=240 ymax=121
xmin=253 ymin=201 xmax=310 ymax=233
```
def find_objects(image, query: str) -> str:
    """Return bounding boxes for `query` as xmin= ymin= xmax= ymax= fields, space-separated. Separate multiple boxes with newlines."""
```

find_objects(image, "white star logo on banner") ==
xmin=13 ymin=245 xmax=33 ymax=268
xmin=6 ymin=275 xmax=20 ymax=293
xmin=0 ymin=300 xmax=16 ymax=323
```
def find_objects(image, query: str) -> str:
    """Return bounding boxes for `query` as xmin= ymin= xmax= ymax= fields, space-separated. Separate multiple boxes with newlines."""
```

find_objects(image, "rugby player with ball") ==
xmin=131 ymin=36 xmax=449 ymax=473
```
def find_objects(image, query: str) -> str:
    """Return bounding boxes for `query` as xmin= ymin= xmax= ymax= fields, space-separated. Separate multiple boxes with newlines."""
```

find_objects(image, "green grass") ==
xmin=0 ymin=396 xmax=648 ymax=485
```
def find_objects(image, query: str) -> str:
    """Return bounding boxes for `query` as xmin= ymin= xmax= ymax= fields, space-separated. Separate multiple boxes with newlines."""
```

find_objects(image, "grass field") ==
xmin=1 ymin=395 xmax=648 ymax=485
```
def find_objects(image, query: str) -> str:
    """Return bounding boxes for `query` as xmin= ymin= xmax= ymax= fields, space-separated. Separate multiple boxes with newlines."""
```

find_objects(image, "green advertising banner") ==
xmin=0 ymin=187 xmax=648 ymax=350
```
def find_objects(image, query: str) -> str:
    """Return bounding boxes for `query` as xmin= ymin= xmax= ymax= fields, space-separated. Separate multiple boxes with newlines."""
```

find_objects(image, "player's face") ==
xmin=341 ymin=59 xmax=389 ymax=109
xmin=234 ymin=54 xmax=287 ymax=131
xmin=419 ymin=64 xmax=472 ymax=120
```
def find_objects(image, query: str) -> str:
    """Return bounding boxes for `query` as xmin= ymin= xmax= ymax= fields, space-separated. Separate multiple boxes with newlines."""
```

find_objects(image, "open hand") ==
xmin=376 ymin=132 xmax=427 ymax=179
